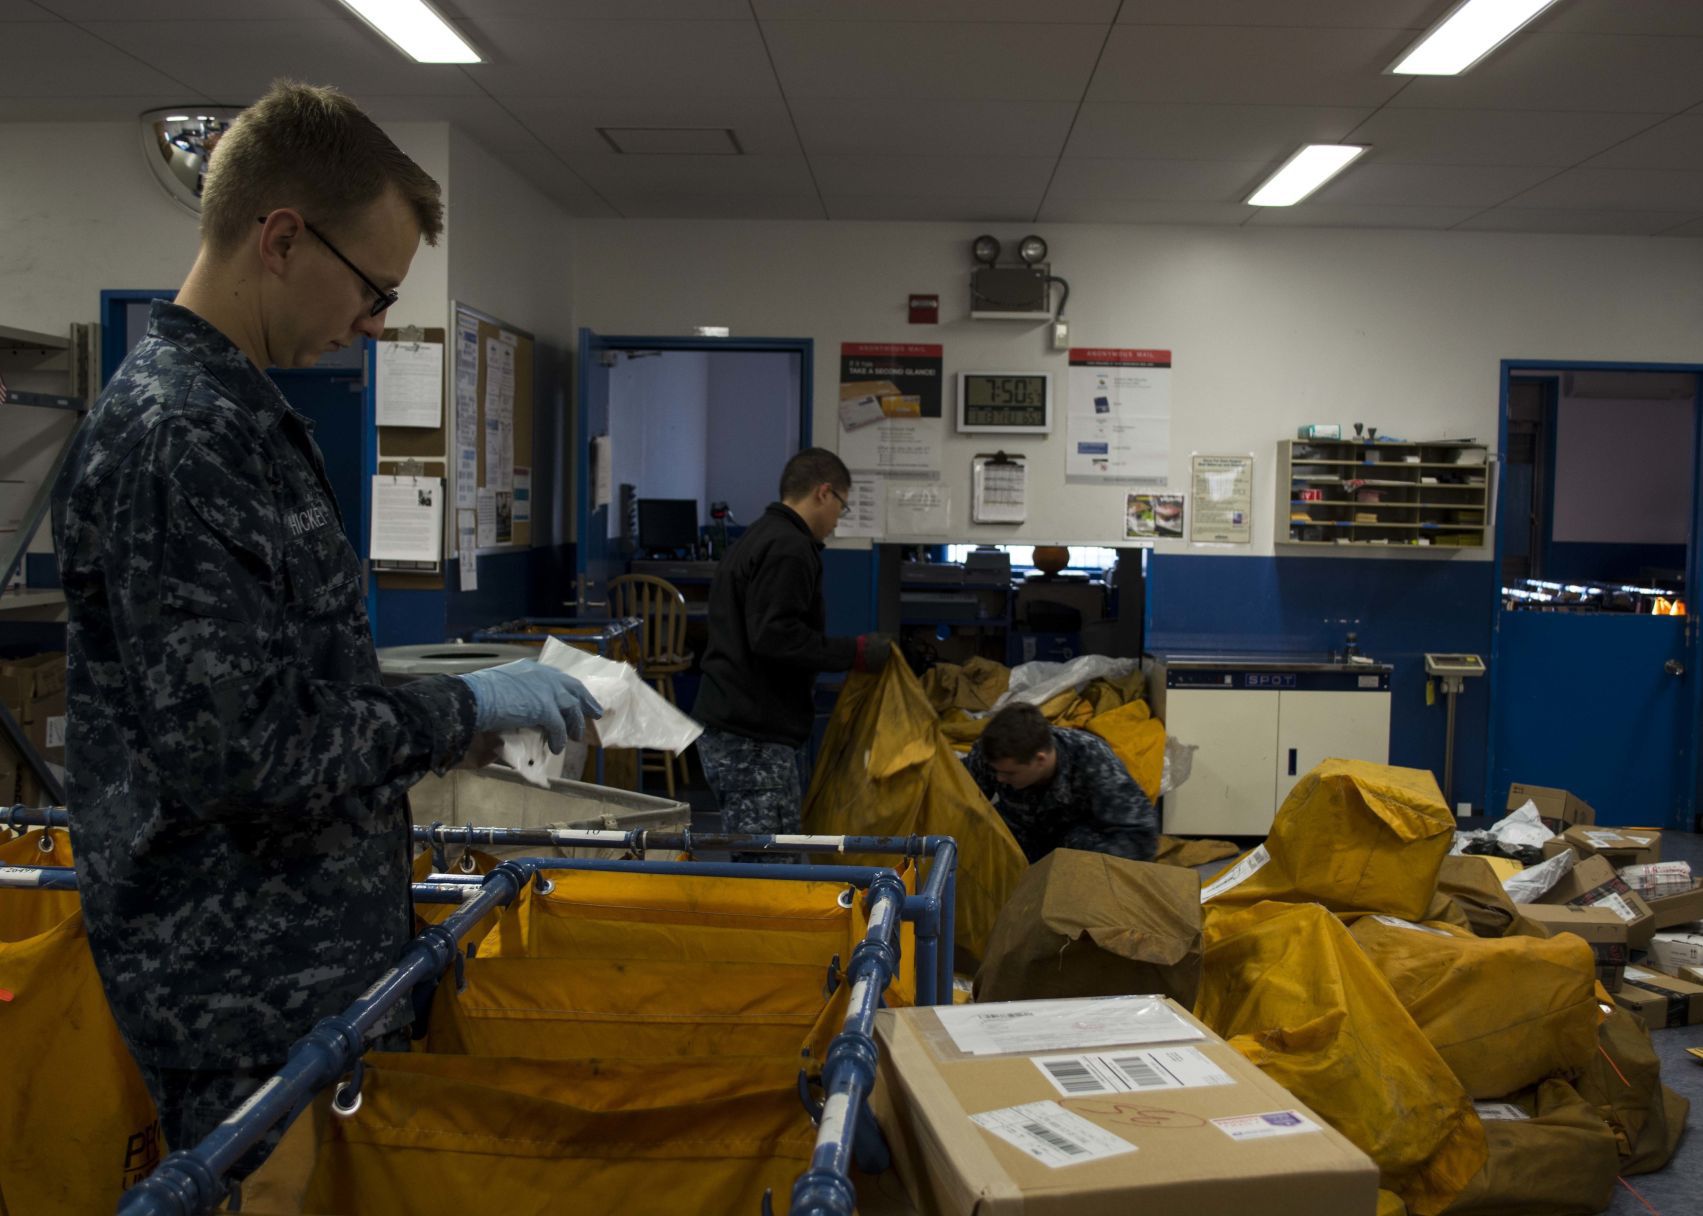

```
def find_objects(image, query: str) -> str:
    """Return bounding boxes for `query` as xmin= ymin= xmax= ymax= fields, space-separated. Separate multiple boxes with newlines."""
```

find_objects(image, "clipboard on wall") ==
xmin=971 ymin=451 xmax=1027 ymax=524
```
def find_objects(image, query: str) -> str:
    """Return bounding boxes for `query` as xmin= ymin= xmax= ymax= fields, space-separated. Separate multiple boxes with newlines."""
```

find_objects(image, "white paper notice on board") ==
xmin=1190 ymin=454 xmax=1253 ymax=544
xmin=1066 ymin=348 xmax=1171 ymax=484
xmin=836 ymin=475 xmax=885 ymax=539
xmin=370 ymin=476 xmax=443 ymax=561
xmin=513 ymin=466 xmax=531 ymax=523
xmin=375 ymin=341 xmax=443 ymax=428
xmin=476 ymin=487 xmax=497 ymax=548
xmin=885 ymin=482 xmax=950 ymax=536
xmin=457 ymin=510 xmax=477 ymax=590
xmin=593 ymin=435 xmax=613 ymax=510
xmin=453 ymin=325 xmax=479 ymax=509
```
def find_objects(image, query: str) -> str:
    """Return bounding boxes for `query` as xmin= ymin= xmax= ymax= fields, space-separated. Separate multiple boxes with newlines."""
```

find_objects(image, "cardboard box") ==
xmin=1538 ymin=854 xmax=1656 ymax=950
xmin=872 ymin=997 xmax=1379 ymax=1215
xmin=1613 ymin=965 xmax=1703 ymax=1031
xmin=1646 ymin=880 xmax=1703 ymax=930
xmin=1558 ymin=825 xmax=1661 ymax=868
xmin=1645 ymin=930 xmax=1703 ymax=975
xmin=0 ymin=651 xmax=66 ymax=713
xmin=1679 ymin=964 xmax=1703 ymax=987
xmin=974 ymin=850 xmax=1201 ymax=1008
xmin=18 ymin=688 xmax=66 ymax=806
xmin=1506 ymin=782 xmax=1596 ymax=833
xmin=1516 ymin=903 xmax=1628 ymax=992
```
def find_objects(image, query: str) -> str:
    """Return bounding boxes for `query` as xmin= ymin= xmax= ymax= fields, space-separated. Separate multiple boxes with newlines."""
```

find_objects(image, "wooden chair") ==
xmin=606 ymin=573 xmax=694 ymax=797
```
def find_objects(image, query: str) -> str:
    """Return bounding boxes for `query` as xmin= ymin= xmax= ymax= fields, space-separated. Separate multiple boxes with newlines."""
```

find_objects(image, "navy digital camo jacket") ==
xmin=52 ymin=301 xmax=476 ymax=1069
xmin=965 ymin=726 xmax=1158 ymax=864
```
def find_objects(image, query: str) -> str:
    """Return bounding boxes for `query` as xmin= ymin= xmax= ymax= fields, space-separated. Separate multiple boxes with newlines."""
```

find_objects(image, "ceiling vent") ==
xmin=598 ymin=127 xmax=742 ymax=155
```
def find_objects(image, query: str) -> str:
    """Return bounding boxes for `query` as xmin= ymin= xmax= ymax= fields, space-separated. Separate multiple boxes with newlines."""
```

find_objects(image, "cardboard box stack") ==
xmin=0 ymin=651 xmax=65 ymax=805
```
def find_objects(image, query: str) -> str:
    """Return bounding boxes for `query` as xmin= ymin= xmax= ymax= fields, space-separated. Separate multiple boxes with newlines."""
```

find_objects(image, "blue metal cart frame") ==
xmin=2 ymin=811 xmax=952 ymax=1216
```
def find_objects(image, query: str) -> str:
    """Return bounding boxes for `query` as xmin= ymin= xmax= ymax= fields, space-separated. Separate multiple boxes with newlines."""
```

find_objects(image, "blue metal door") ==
xmin=1487 ymin=362 xmax=1703 ymax=829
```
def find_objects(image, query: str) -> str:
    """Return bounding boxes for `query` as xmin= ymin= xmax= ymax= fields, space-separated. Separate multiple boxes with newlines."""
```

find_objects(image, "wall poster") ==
xmin=837 ymin=342 xmax=943 ymax=477
xmin=1190 ymin=454 xmax=1253 ymax=544
xmin=1066 ymin=348 xmax=1171 ymax=484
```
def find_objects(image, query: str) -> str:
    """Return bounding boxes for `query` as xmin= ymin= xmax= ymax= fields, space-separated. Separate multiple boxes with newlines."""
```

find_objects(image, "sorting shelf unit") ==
xmin=1277 ymin=437 xmax=1491 ymax=549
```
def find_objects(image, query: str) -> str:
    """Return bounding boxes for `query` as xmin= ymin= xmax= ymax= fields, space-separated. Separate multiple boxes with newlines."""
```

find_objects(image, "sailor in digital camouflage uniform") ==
xmin=51 ymin=82 xmax=598 ymax=1175
xmin=964 ymin=701 xmax=1158 ymax=863
xmin=694 ymin=448 xmax=893 ymax=863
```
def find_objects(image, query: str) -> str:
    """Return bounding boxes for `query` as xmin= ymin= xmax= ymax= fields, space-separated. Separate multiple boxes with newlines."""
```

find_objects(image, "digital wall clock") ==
xmin=956 ymin=371 xmax=1052 ymax=434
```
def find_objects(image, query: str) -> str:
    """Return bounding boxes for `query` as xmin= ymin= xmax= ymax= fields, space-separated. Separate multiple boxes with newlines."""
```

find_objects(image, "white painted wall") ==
xmin=445 ymin=128 xmax=575 ymax=546
xmin=1553 ymin=394 xmax=1695 ymax=545
xmin=706 ymin=350 xmax=800 ymax=526
xmin=606 ymin=349 xmax=709 ymax=541
xmin=0 ymin=120 xmax=449 ymax=560
xmin=574 ymin=220 xmax=1703 ymax=560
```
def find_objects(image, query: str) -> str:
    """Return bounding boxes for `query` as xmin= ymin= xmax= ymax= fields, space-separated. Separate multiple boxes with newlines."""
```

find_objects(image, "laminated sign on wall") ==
xmin=838 ymin=343 xmax=943 ymax=478
xmin=1067 ymin=348 xmax=1171 ymax=484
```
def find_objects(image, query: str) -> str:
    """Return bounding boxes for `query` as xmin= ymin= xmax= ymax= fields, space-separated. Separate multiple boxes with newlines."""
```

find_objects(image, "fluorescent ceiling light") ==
xmin=339 ymin=0 xmax=481 ymax=64
xmin=1390 ymin=0 xmax=1559 ymax=76
xmin=1246 ymin=145 xmax=1367 ymax=207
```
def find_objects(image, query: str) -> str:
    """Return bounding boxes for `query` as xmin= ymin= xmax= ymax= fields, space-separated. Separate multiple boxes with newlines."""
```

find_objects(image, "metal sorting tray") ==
xmin=409 ymin=765 xmax=690 ymax=859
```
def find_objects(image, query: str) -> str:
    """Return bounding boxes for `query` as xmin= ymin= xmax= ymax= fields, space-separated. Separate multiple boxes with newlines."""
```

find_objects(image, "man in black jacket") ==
xmin=694 ymin=448 xmax=891 ymax=860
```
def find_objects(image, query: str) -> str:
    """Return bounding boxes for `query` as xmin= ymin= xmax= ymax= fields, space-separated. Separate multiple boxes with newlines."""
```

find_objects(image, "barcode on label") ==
xmin=1108 ymin=1055 xmax=1165 ymax=1088
xmin=1041 ymin=1058 xmax=1105 ymax=1094
xmin=1021 ymin=1122 xmax=1088 ymax=1157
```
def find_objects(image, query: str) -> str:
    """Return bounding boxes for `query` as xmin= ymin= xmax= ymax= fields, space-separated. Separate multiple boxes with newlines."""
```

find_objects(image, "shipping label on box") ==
xmin=872 ymin=998 xmax=1378 ymax=1216
xmin=1506 ymin=782 xmax=1596 ymax=832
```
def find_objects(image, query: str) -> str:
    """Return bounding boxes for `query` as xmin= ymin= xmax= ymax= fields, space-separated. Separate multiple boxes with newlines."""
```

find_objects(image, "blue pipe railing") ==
xmin=116 ymin=860 xmax=536 ymax=1216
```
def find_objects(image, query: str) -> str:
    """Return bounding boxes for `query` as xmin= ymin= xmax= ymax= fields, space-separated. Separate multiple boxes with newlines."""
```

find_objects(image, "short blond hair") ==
xmin=199 ymin=79 xmax=443 ymax=254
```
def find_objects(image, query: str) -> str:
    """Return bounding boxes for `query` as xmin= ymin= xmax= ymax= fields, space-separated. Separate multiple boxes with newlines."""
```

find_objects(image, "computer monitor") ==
xmin=636 ymin=498 xmax=699 ymax=554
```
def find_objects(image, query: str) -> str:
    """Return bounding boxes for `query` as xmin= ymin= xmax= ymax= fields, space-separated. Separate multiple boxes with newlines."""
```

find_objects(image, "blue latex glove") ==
xmin=455 ymin=659 xmax=603 ymax=753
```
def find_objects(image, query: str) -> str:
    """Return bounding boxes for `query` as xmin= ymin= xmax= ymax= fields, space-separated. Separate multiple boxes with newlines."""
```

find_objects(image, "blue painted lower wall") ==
xmin=372 ymin=544 xmax=576 ymax=649
xmin=1147 ymin=553 xmax=1497 ymax=810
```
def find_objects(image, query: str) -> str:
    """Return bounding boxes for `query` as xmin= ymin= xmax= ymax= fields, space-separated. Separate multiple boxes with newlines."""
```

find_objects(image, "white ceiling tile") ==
xmin=1116 ymin=1 xmax=1439 ymax=28
xmin=502 ymin=96 xmax=799 ymax=158
xmin=452 ymin=1 xmax=751 ymax=18
xmin=822 ymin=195 xmax=1043 ymax=222
xmin=1537 ymin=0 xmax=1703 ymax=37
xmin=790 ymin=98 xmax=1076 ymax=158
xmin=1455 ymin=207 xmax=1703 ymax=236
xmin=357 ymin=93 xmax=542 ymax=154
xmin=480 ymin=150 xmax=617 ymax=216
xmin=1581 ymin=115 xmax=1703 ymax=171
xmin=1048 ymin=158 xmax=1267 ymax=203
xmin=1088 ymin=25 xmax=1412 ymax=106
xmin=0 ymin=22 xmax=191 ymax=96
xmin=1509 ymin=167 xmax=1703 ymax=211
xmin=762 ymin=21 xmax=1105 ymax=101
xmin=1345 ymin=107 xmax=1663 ymax=167
xmin=462 ymin=18 xmax=778 ymax=100
xmin=1311 ymin=161 xmax=1555 ymax=207
xmin=1246 ymin=203 xmax=1477 ymax=228
xmin=36 ymin=0 xmax=329 ymax=16
xmin=599 ymin=192 xmax=826 ymax=219
xmin=1391 ymin=31 xmax=1703 ymax=114
xmin=810 ymin=155 xmax=1053 ymax=200
xmin=565 ymin=153 xmax=819 ymax=197
xmin=1066 ymin=102 xmax=1371 ymax=159
xmin=756 ymin=1 xmax=1117 ymax=21
xmin=80 ymin=19 xmax=480 ymax=101
xmin=1036 ymin=198 xmax=1256 ymax=224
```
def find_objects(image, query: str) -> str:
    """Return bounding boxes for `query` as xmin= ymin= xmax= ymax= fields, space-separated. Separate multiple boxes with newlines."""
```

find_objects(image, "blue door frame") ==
xmin=1488 ymin=358 xmax=1703 ymax=829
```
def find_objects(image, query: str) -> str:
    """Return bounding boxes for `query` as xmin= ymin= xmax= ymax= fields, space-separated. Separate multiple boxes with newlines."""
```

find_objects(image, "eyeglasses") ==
xmin=256 ymin=214 xmax=399 ymax=318
xmin=827 ymin=487 xmax=852 ymax=517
